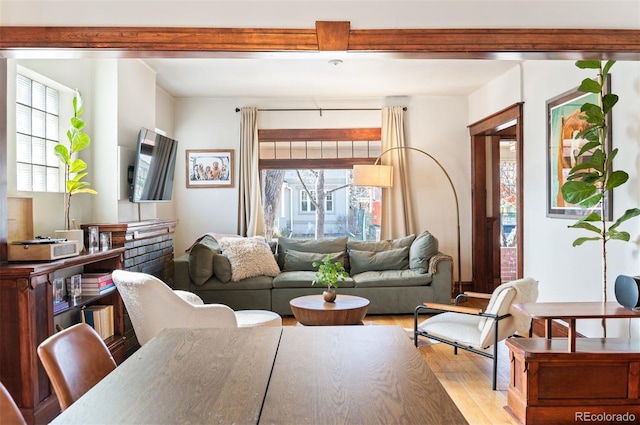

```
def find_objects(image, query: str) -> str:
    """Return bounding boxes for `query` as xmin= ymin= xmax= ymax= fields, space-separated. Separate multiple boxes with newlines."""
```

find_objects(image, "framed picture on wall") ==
xmin=546 ymin=79 xmax=612 ymax=220
xmin=186 ymin=149 xmax=234 ymax=188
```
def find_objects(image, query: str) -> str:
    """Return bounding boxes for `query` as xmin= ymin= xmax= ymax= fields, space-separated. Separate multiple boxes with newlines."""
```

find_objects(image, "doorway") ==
xmin=469 ymin=103 xmax=523 ymax=293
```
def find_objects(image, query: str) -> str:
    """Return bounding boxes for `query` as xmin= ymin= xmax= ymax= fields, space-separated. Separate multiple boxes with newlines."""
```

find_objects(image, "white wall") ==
xmin=523 ymin=61 xmax=639 ymax=337
xmin=468 ymin=65 xmax=522 ymax=124
xmin=116 ymin=59 xmax=159 ymax=223
xmin=7 ymin=59 xmax=95 ymax=235
xmin=1 ymin=1 xmax=639 ymax=29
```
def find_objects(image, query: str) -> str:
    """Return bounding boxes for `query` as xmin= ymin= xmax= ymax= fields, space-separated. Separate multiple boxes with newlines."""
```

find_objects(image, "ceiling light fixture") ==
xmin=328 ymin=59 xmax=343 ymax=66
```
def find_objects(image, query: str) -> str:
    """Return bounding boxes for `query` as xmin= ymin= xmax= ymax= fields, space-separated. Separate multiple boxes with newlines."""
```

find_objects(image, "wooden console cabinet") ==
xmin=505 ymin=302 xmax=640 ymax=425
xmin=0 ymin=248 xmax=126 ymax=425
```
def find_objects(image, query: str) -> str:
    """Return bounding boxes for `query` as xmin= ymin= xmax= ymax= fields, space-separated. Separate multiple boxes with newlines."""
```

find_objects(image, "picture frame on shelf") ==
xmin=546 ymin=78 xmax=613 ymax=220
xmin=186 ymin=149 xmax=234 ymax=188
xmin=53 ymin=278 xmax=65 ymax=304
xmin=67 ymin=274 xmax=82 ymax=301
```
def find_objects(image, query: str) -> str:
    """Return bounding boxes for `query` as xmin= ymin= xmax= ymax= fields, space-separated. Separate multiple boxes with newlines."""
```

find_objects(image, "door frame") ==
xmin=469 ymin=103 xmax=524 ymax=293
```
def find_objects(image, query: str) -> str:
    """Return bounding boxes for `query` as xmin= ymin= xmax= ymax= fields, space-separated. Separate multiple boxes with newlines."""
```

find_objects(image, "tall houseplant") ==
xmin=54 ymin=89 xmax=97 ymax=231
xmin=561 ymin=60 xmax=640 ymax=334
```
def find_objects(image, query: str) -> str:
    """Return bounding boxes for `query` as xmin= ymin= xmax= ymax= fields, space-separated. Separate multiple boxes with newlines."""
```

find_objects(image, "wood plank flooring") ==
xmin=282 ymin=314 xmax=518 ymax=425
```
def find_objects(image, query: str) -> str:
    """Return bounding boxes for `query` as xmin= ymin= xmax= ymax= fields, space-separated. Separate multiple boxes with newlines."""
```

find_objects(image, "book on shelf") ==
xmin=81 ymin=272 xmax=112 ymax=283
xmin=53 ymin=300 xmax=69 ymax=314
xmin=81 ymin=305 xmax=114 ymax=340
xmin=81 ymin=282 xmax=116 ymax=295
xmin=80 ymin=272 xmax=114 ymax=295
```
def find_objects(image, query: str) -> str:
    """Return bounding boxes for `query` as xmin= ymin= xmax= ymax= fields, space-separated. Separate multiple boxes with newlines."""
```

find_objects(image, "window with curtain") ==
xmin=15 ymin=74 xmax=61 ymax=193
xmin=259 ymin=128 xmax=382 ymax=241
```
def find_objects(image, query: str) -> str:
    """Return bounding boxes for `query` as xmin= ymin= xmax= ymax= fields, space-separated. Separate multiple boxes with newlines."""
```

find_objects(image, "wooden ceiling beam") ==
xmin=0 ymin=23 xmax=638 ymax=59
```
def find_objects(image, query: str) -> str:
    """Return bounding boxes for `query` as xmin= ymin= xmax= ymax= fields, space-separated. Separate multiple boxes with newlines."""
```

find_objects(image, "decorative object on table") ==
xmin=352 ymin=146 xmax=461 ymax=295
xmin=614 ymin=275 xmax=640 ymax=310
xmin=186 ymin=149 xmax=234 ymax=188
xmin=53 ymin=89 xmax=97 ymax=231
xmin=66 ymin=274 xmax=82 ymax=301
xmin=312 ymin=254 xmax=349 ymax=303
xmin=88 ymin=226 xmax=99 ymax=254
xmin=99 ymin=232 xmax=112 ymax=251
xmin=558 ymin=61 xmax=640 ymax=333
xmin=52 ymin=277 xmax=69 ymax=313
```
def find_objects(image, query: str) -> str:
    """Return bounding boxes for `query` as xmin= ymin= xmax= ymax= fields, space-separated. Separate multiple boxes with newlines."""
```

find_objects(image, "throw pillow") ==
xmin=283 ymin=249 xmax=347 ymax=272
xmin=213 ymin=253 xmax=232 ymax=283
xmin=188 ymin=235 xmax=220 ymax=285
xmin=409 ymin=230 xmax=439 ymax=273
xmin=276 ymin=236 xmax=348 ymax=270
xmin=347 ymin=234 xmax=416 ymax=252
xmin=349 ymin=247 xmax=410 ymax=275
xmin=219 ymin=236 xmax=281 ymax=282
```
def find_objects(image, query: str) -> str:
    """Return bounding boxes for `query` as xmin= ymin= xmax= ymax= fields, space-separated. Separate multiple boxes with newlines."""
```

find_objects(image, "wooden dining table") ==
xmin=51 ymin=325 xmax=467 ymax=424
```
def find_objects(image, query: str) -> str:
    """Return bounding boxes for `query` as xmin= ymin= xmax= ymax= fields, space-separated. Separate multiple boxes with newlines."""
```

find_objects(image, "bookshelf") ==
xmin=0 ymin=247 xmax=126 ymax=425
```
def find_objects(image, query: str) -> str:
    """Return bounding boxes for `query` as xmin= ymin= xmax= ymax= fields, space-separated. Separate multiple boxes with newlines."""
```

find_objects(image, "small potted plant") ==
xmin=54 ymin=89 xmax=97 ymax=252
xmin=312 ymin=254 xmax=349 ymax=302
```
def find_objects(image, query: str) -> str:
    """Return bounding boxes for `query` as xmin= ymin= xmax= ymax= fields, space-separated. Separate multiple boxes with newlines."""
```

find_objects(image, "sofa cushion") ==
xmin=347 ymin=234 xmax=415 ymax=253
xmin=409 ymin=231 xmax=439 ymax=273
xmin=219 ymin=236 xmax=280 ymax=282
xmin=277 ymin=236 xmax=348 ymax=270
xmin=283 ymin=250 xmax=347 ymax=272
xmin=352 ymin=270 xmax=433 ymax=287
xmin=188 ymin=235 xmax=220 ymax=285
xmin=273 ymin=271 xmax=355 ymax=288
xmin=349 ymin=247 xmax=410 ymax=275
xmin=213 ymin=253 xmax=232 ymax=283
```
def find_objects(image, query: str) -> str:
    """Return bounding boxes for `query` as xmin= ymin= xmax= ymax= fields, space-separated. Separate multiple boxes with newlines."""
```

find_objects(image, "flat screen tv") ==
xmin=130 ymin=127 xmax=179 ymax=203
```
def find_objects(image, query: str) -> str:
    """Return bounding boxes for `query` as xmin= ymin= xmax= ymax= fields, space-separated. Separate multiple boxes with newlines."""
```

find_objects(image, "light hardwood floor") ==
xmin=282 ymin=314 xmax=518 ymax=425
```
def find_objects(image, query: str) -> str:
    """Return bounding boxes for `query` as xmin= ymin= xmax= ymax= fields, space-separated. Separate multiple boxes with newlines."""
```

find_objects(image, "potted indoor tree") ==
xmin=312 ymin=254 xmax=349 ymax=302
xmin=561 ymin=60 xmax=640 ymax=334
xmin=54 ymin=89 xmax=97 ymax=252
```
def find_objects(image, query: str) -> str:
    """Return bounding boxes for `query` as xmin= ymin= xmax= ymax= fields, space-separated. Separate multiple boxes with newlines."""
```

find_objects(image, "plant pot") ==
xmin=323 ymin=290 xmax=337 ymax=303
xmin=54 ymin=229 xmax=85 ymax=254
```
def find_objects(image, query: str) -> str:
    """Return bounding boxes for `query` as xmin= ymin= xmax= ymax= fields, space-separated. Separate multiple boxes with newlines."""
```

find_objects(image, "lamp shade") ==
xmin=352 ymin=164 xmax=394 ymax=187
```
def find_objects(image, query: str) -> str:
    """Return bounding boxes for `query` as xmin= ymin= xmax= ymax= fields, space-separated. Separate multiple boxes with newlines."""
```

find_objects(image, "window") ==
xmin=259 ymin=128 xmax=382 ymax=241
xmin=300 ymin=189 xmax=334 ymax=213
xmin=16 ymin=74 xmax=61 ymax=192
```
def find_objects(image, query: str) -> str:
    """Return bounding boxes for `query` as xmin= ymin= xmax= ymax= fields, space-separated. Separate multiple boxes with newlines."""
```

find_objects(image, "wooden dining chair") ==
xmin=37 ymin=323 xmax=117 ymax=410
xmin=1 ymin=381 xmax=26 ymax=425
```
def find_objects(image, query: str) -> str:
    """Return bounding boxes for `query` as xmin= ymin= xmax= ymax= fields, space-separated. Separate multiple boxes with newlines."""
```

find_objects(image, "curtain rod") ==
xmin=234 ymin=107 xmax=407 ymax=113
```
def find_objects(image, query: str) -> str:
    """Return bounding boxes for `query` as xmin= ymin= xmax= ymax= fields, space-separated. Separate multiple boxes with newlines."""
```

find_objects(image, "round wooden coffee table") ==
xmin=289 ymin=294 xmax=370 ymax=326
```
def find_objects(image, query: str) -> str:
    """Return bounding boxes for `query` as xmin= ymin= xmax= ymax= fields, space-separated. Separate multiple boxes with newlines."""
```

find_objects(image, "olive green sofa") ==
xmin=172 ymin=232 xmax=453 ymax=316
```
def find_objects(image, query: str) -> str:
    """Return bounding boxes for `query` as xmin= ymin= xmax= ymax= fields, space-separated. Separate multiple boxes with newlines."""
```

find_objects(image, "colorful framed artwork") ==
xmin=546 ymin=79 xmax=612 ymax=219
xmin=186 ymin=149 xmax=234 ymax=188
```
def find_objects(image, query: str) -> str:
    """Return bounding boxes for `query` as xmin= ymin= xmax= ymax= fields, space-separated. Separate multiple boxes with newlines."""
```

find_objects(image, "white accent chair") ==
xmin=112 ymin=270 xmax=282 ymax=346
xmin=414 ymin=277 xmax=538 ymax=390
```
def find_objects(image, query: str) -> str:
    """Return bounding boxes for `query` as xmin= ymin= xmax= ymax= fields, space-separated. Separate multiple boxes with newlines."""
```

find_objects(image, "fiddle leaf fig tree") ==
xmin=54 ymin=89 xmax=97 ymax=230
xmin=561 ymin=60 xmax=640 ymax=331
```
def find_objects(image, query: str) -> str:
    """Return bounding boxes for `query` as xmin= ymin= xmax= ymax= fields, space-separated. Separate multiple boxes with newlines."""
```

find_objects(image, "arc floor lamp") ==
xmin=352 ymin=146 xmax=461 ymax=295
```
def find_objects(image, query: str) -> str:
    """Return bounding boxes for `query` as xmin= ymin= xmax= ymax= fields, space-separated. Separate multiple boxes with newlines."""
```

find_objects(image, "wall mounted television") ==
xmin=129 ymin=127 xmax=179 ymax=203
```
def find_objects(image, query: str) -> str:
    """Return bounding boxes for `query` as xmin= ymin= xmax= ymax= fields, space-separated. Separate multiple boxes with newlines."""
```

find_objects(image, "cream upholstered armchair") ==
xmin=112 ymin=270 xmax=281 ymax=346
xmin=414 ymin=277 xmax=538 ymax=390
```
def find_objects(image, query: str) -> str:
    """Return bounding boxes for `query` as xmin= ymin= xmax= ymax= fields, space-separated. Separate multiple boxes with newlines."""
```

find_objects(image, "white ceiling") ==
xmin=142 ymin=57 xmax=521 ymax=99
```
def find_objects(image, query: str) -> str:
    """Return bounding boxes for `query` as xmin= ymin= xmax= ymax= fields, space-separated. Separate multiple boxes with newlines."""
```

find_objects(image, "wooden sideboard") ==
xmin=505 ymin=302 xmax=640 ymax=425
xmin=0 ymin=248 xmax=126 ymax=425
